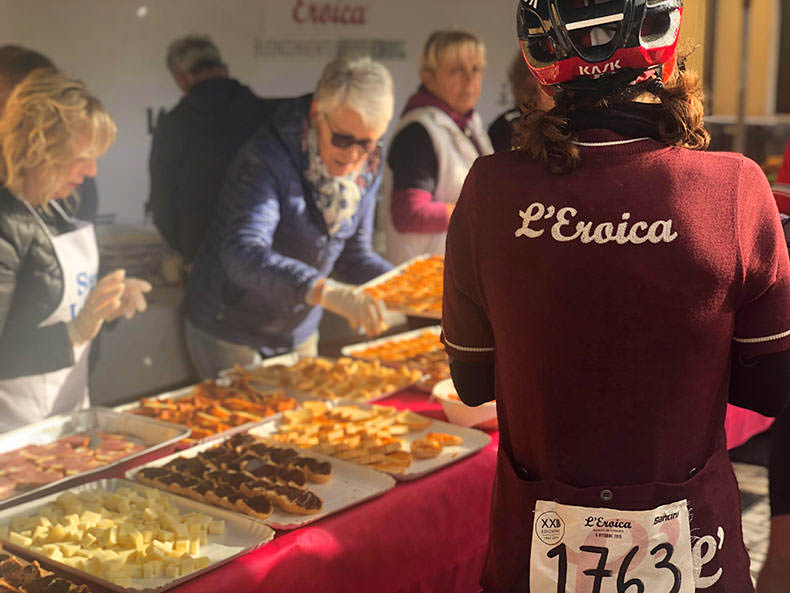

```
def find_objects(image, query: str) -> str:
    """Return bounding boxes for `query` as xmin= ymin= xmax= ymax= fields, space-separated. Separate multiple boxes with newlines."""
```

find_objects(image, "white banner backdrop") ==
xmin=0 ymin=0 xmax=519 ymax=223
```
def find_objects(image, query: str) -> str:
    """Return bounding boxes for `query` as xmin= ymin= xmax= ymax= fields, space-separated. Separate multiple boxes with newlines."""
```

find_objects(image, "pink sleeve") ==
xmin=390 ymin=188 xmax=450 ymax=234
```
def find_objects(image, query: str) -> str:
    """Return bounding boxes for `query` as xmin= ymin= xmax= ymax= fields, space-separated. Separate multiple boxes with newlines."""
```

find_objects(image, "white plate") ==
xmin=432 ymin=379 xmax=498 ymax=430
xmin=0 ymin=478 xmax=274 ymax=593
xmin=252 ymin=402 xmax=491 ymax=481
xmin=361 ymin=254 xmax=442 ymax=320
xmin=125 ymin=435 xmax=396 ymax=531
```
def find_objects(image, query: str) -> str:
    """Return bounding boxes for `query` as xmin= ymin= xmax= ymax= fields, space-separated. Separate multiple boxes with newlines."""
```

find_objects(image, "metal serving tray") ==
xmin=0 ymin=478 xmax=274 ymax=593
xmin=252 ymin=401 xmax=491 ymax=481
xmin=224 ymin=355 xmax=420 ymax=404
xmin=113 ymin=384 xmax=288 ymax=450
xmin=0 ymin=408 xmax=190 ymax=510
xmin=340 ymin=326 xmax=443 ymax=362
xmin=361 ymin=254 xmax=442 ymax=320
xmin=126 ymin=433 xmax=396 ymax=531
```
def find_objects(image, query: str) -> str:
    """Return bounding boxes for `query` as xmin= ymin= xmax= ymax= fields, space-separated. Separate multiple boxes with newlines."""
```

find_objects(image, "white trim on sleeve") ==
xmin=443 ymin=334 xmax=495 ymax=353
xmin=733 ymin=328 xmax=790 ymax=344
xmin=571 ymin=137 xmax=651 ymax=147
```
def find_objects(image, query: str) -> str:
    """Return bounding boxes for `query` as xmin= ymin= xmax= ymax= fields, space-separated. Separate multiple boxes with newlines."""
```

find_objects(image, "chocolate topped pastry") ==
xmin=272 ymin=484 xmax=322 ymax=514
xmin=236 ymin=493 xmax=274 ymax=519
xmin=290 ymin=457 xmax=333 ymax=483
xmin=0 ymin=579 xmax=20 ymax=593
xmin=166 ymin=457 xmax=206 ymax=478
xmin=203 ymin=469 xmax=225 ymax=484
xmin=219 ymin=472 xmax=247 ymax=489
xmin=227 ymin=433 xmax=256 ymax=451
xmin=209 ymin=484 xmax=236 ymax=500
xmin=190 ymin=480 xmax=214 ymax=497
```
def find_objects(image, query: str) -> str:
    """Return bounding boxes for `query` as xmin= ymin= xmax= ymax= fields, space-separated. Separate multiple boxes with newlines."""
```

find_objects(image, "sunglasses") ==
xmin=323 ymin=113 xmax=381 ymax=154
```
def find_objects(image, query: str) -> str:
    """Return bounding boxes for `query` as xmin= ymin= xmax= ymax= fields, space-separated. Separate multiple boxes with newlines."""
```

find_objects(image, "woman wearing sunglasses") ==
xmin=182 ymin=56 xmax=394 ymax=378
xmin=382 ymin=28 xmax=493 ymax=265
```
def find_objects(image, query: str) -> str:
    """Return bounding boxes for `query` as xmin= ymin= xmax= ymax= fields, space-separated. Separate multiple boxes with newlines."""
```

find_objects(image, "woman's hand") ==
xmin=66 ymin=269 xmax=125 ymax=345
xmin=315 ymin=278 xmax=388 ymax=337
xmin=108 ymin=278 xmax=152 ymax=321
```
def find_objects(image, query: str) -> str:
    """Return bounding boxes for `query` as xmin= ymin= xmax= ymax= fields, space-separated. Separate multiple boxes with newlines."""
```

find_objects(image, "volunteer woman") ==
xmin=443 ymin=1 xmax=790 ymax=591
xmin=383 ymin=28 xmax=493 ymax=265
xmin=184 ymin=56 xmax=394 ymax=378
xmin=0 ymin=70 xmax=149 ymax=432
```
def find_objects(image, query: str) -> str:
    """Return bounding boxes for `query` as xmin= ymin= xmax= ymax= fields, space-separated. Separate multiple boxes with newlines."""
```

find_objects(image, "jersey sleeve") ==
xmin=733 ymin=157 xmax=790 ymax=357
xmin=441 ymin=159 xmax=495 ymax=363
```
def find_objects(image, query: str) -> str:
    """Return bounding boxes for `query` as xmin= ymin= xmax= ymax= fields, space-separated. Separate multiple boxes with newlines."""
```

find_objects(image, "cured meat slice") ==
xmin=95 ymin=438 xmax=134 ymax=452
xmin=57 ymin=434 xmax=90 ymax=449
xmin=9 ymin=469 xmax=63 ymax=487
xmin=0 ymin=477 xmax=16 ymax=499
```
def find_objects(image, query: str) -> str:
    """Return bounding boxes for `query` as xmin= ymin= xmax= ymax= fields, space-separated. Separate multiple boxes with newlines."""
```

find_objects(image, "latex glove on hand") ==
xmin=66 ymin=269 xmax=126 ymax=345
xmin=108 ymin=278 xmax=152 ymax=321
xmin=318 ymin=279 xmax=388 ymax=337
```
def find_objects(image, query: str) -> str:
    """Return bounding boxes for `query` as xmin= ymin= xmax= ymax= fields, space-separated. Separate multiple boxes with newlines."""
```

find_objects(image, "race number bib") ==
xmin=530 ymin=499 xmax=694 ymax=593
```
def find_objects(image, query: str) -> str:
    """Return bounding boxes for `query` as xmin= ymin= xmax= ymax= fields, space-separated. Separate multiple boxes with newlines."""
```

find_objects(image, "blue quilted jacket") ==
xmin=183 ymin=94 xmax=392 ymax=355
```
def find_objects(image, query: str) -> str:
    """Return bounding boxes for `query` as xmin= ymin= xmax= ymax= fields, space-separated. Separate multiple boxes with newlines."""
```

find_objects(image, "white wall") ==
xmin=0 ymin=0 xmax=519 ymax=223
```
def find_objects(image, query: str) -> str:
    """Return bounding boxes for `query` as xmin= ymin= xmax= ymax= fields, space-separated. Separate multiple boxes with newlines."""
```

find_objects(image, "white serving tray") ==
xmin=361 ymin=254 xmax=442 ymax=320
xmin=125 ymin=435 xmax=396 ymax=531
xmin=0 ymin=478 xmax=274 ymax=593
xmin=252 ymin=402 xmax=491 ymax=481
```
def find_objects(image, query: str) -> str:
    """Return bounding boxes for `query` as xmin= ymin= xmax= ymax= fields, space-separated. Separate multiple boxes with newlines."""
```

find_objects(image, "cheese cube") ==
xmin=124 ymin=563 xmax=143 ymax=578
xmin=32 ymin=525 xmax=49 ymax=543
xmin=142 ymin=560 xmax=163 ymax=578
xmin=207 ymin=520 xmax=225 ymax=535
xmin=47 ymin=524 xmax=67 ymax=543
xmin=199 ymin=531 xmax=207 ymax=545
xmin=64 ymin=513 xmax=79 ymax=527
xmin=165 ymin=563 xmax=180 ymax=578
xmin=188 ymin=538 xmax=200 ymax=556
xmin=143 ymin=507 xmax=158 ymax=521
xmin=173 ymin=539 xmax=189 ymax=556
xmin=37 ymin=516 xmax=53 ymax=529
xmin=173 ymin=523 xmax=188 ymax=539
xmin=180 ymin=555 xmax=195 ymax=575
xmin=194 ymin=556 xmax=211 ymax=571
xmin=59 ymin=543 xmax=80 ymax=557
xmin=80 ymin=510 xmax=101 ymax=527
xmin=157 ymin=529 xmax=174 ymax=542
xmin=81 ymin=532 xmax=97 ymax=548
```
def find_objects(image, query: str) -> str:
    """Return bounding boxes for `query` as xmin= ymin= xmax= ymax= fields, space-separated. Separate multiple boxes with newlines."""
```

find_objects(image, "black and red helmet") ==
xmin=517 ymin=0 xmax=683 ymax=91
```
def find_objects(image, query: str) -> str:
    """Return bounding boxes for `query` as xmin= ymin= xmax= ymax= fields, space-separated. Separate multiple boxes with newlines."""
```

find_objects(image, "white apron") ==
xmin=0 ymin=199 xmax=99 ymax=432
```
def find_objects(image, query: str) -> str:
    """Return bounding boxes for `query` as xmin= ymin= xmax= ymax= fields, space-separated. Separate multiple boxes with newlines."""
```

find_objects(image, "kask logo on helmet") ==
xmin=578 ymin=59 xmax=622 ymax=77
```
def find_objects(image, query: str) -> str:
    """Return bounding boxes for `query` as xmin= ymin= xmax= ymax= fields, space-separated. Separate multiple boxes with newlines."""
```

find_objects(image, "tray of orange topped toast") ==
xmin=114 ymin=378 xmax=299 ymax=447
xmin=127 ymin=432 xmax=394 ymax=531
xmin=223 ymin=356 xmax=423 ymax=404
xmin=340 ymin=327 xmax=451 ymax=392
xmin=251 ymin=400 xmax=490 ymax=481
xmin=362 ymin=255 xmax=443 ymax=319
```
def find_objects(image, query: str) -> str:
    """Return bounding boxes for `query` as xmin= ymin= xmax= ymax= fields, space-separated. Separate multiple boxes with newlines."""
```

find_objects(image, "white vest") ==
xmin=383 ymin=106 xmax=493 ymax=265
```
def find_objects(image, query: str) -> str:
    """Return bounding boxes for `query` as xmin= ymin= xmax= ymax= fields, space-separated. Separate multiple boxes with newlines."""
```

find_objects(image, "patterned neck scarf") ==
xmin=302 ymin=124 xmax=380 ymax=235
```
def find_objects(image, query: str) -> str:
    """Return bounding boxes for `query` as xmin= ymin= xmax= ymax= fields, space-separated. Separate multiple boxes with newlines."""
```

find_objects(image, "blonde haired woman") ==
xmin=0 ymin=69 xmax=149 ymax=431
xmin=383 ymin=28 xmax=493 ymax=265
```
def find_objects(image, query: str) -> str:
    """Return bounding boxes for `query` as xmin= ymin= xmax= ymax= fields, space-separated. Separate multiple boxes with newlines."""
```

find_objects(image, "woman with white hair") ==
xmin=183 ymin=56 xmax=395 ymax=378
xmin=0 ymin=70 xmax=149 ymax=431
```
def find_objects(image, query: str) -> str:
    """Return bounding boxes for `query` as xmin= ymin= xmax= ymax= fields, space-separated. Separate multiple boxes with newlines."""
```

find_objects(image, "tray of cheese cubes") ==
xmin=0 ymin=479 xmax=274 ymax=593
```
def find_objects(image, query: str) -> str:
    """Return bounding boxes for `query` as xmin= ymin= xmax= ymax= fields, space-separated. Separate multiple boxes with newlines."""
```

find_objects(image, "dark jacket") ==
xmin=0 ymin=187 xmax=76 ymax=379
xmin=488 ymin=107 xmax=521 ymax=153
xmin=183 ymin=95 xmax=392 ymax=355
xmin=148 ymin=77 xmax=278 ymax=262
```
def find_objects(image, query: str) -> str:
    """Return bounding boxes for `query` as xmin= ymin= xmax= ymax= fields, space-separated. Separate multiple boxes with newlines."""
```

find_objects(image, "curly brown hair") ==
xmin=0 ymin=69 xmax=115 ymax=204
xmin=512 ymin=55 xmax=709 ymax=175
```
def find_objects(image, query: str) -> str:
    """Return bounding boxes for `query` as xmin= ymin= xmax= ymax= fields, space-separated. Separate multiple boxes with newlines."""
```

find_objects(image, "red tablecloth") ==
xmin=171 ymin=389 xmax=497 ymax=593
xmin=60 ymin=392 xmax=768 ymax=593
